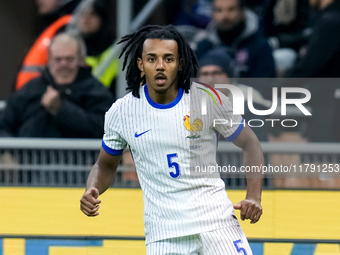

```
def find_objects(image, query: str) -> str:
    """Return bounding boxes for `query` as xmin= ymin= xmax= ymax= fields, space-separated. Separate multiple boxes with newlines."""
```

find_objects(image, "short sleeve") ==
xmin=102 ymin=102 xmax=127 ymax=155
xmin=213 ymin=91 xmax=245 ymax=142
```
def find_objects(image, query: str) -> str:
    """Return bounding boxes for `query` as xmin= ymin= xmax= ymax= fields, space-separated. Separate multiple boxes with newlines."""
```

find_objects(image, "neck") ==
xmin=150 ymin=88 xmax=179 ymax=104
xmin=54 ymin=75 xmax=77 ymax=85
xmin=147 ymin=82 xmax=179 ymax=105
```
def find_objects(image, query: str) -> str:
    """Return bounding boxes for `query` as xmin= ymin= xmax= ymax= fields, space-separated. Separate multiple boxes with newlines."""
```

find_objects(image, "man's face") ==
xmin=213 ymin=0 xmax=244 ymax=31
xmin=199 ymin=65 xmax=230 ymax=88
xmin=48 ymin=39 xmax=80 ymax=85
xmin=35 ymin=0 xmax=60 ymax=15
xmin=137 ymin=39 xmax=180 ymax=96
xmin=77 ymin=6 xmax=102 ymax=36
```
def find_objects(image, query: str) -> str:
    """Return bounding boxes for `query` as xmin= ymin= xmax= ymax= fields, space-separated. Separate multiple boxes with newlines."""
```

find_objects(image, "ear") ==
xmin=137 ymin=58 xmax=144 ymax=72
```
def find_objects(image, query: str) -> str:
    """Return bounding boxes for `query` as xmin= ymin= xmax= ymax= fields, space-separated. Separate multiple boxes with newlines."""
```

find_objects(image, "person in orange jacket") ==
xmin=2 ymin=33 xmax=114 ymax=138
xmin=16 ymin=0 xmax=82 ymax=90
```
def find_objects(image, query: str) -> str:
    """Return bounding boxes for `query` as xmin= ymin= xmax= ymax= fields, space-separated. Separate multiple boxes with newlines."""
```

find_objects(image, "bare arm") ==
xmin=232 ymin=125 xmax=264 ymax=223
xmin=80 ymin=147 xmax=122 ymax=216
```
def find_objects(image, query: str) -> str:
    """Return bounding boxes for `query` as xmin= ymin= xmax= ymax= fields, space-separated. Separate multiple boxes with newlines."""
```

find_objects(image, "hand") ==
xmin=233 ymin=199 xmax=262 ymax=224
xmin=80 ymin=187 xmax=102 ymax=217
xmin=41 ymin=86 xmax=61 ymax=115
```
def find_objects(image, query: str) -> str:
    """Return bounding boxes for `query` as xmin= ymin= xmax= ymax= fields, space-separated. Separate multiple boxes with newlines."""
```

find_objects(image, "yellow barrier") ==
xmin=1 ymin=188 xmax=340 ymax=239
xmin=49 ymin=240 xmax=146 ymax=255
xmin=2 ymin=239 xmax=25 ymax=255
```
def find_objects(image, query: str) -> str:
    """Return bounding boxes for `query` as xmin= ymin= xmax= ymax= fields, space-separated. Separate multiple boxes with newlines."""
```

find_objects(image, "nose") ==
xmin=57 ymin=58 xmax=69 ymax=66
xmin=156 ymin=58 xmax=165 ymax=71
xmin=60 ymin=59 xmax=68 ymax=65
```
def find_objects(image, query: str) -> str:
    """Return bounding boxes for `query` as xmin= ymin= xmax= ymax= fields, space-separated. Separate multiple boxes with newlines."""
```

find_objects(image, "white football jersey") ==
xmin=103 ymin=83 xmax=244 ymax=244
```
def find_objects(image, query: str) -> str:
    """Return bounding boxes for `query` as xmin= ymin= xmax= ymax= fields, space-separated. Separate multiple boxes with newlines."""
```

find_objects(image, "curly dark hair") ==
xmin=118 ymin=25 xmax=198 ymax=98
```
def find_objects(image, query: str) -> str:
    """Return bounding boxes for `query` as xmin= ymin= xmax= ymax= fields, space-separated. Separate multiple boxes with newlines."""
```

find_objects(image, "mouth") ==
xmin=57 ymin=68 xmax=71 ymax=73
xmin=155 ymin=74 xmax=167 ymax=85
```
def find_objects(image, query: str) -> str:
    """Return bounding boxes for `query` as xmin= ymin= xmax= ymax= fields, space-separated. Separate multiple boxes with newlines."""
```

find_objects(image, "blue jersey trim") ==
xmin=102 ymin=140 xmax=124 ymax=155
xmin=144 ymin=84 xmax=183 ymax=109
xmin=226 ymin=119 xmax=245 ymax=142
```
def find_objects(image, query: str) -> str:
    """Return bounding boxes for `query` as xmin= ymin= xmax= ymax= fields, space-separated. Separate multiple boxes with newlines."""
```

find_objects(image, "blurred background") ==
xmin=0 ymin=0 xmax=340 ymax=254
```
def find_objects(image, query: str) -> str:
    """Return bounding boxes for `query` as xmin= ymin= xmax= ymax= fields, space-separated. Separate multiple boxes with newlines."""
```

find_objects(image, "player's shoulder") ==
xmin=111 ymin=89 xmax=142 ymax=107
xmin=105 ymin=91 xmax=133 ymax=116
xmin=106 ymin=86 xmax=146 ymax=115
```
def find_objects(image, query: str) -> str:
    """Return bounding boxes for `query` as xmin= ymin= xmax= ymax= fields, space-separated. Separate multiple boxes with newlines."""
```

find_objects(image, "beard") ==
xmin=216 ymin=19 xmax=246 ymax=46
xmin=56 ymin=68 xmax=74 ymax=76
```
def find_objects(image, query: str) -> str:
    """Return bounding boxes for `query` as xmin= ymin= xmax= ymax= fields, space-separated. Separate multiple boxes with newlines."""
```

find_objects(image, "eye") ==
xmin=229 ymin=6 xmax=237 ymax=12
xmin=214 ymin=7 xmax=222 ymax=13
xmin=165 ymin=57 xmax=173 ymax=62
xmin=66 ymin=57 xmax=75 ymax=62
xmin=148 ymin=57 xmax=156 ymax=62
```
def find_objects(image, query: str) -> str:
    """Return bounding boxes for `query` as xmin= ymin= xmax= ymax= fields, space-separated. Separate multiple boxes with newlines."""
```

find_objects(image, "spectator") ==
xmin=77 ymin=0 xmax=113 ymax=57
xmin=18 ymin=0 xmax=118 ymax=98
xmin=191 ymin=0 xmax=276 ymax=80
xmin=175 ymin=0 xmax=213 ymax=29
xmin=171 ymin=0 xmax=214 ymax=45
xmin=77 ymin=0 xmax=118 ymax=98
xmin=244 ymin=0 xmax=266 ymax=17
xmin=0 ymin=33 xmax=114 ymax=138
xmin=34 ymin=0 xmax=81 ymax=36
xmin=263 ymin=0 xmax=310 ymax=51
xmin=286 ymin=0 xmax=340 ymax=78
xmin=263 ymin=0 xmax=311 ymax=76
xmin=35 ymin=0 xmax=60 ymax=16
xmin=198 ymin=47 xmax=271 ymax=141
xmin=285 ymin=0 xmax=340 ymax=142
xmin=16 ymin=0 xmax=82 ymax=90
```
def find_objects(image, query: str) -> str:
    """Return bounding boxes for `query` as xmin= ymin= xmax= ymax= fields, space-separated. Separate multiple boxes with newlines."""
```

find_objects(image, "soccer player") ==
xmin=80 ymin=25 xmax=264 ymax=254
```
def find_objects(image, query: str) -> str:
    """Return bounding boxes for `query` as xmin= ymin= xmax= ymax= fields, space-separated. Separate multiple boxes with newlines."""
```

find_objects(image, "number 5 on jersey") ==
xmin=233 ymin=239 xmax=247 ymax=255
xmin=167 ymin=153 xmax=181 ymax=178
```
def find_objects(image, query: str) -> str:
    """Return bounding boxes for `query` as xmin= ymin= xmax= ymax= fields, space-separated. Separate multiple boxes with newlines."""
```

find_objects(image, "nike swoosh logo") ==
xmin=135 ymin=129 xmax=151 ymax=138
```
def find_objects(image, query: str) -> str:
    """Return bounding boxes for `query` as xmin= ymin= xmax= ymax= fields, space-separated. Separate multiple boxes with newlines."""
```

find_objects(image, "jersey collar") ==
xmin=144 ymin=84 xmax=184 ymax=109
